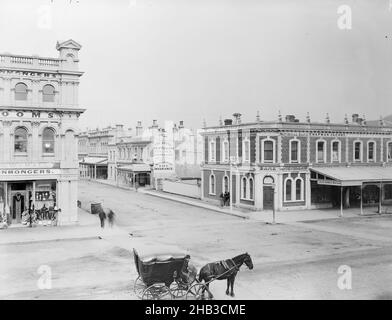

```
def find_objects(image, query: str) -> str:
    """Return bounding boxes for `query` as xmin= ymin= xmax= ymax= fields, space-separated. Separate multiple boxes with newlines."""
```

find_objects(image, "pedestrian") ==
xmin=225 ymin=192 xmax=230 ymax=206
xmin=107 ymin=209 xmax=115 ymax=228
xmin=219 ymin=192 xmax=225 ymax=207
xmin=98 ymin=209 xmax=106 ymax=229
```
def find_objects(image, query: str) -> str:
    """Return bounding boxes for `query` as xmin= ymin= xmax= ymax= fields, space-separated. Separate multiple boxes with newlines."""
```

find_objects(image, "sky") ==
xmin=0 ymin=0 xmax=391 ymax=131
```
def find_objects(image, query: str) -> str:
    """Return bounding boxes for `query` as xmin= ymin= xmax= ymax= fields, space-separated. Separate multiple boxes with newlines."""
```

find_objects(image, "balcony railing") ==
xmin=0 ymin=54 xmax=61 ymax=69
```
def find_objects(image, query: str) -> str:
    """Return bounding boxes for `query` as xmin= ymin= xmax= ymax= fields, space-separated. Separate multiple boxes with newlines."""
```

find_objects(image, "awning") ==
xmin=80 ymin=157 xmax=108 ymax=165
xmin=117 ymin=163 xmax=151 ymax=172
xmin=311 ymin=166 xmax=392 ymax=186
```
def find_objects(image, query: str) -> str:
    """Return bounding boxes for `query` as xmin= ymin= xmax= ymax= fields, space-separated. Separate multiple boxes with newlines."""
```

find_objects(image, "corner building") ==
xmin=0 ymin=40 xmax=85 ymax=224
xmin=201 ymin=114 xmax=392 ymax=213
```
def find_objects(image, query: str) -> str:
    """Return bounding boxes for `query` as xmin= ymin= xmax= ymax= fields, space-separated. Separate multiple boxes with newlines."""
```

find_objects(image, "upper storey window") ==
xmin=43 ymin=84 xmax=55 ymax=102
xmin=209 ymin=140 xmax=216 ymax=162
xmin=15 ymin=83 xmax=27 ymax=101
xmin=388 ymin=142 xmax=392 ymax=162
xmin=332 ymin=141 xmax=340 ymax=162
xmin=290 ymin=140 xmax=300 ymax=163
xmin=263 ymin=140 xmax=274 ymax=163
xmin=354 ymin=141 xmax=362 ymax=162
xmin=317 ymin=140 xmax=326 ymax=163
xmin=15 ymin=127 xmax=28 ymax=153
xmin=42 ymin=128 xmax=55 ymax=154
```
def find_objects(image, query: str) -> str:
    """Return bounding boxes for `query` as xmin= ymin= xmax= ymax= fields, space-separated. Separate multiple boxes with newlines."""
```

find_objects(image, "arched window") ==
xmin=14 ymin=127 xmax=28 ymax=153
xmin=295 ymin=178 xmax=303 ymax=201
xmin=43 ymin=84 xmax=55 ymax=102
xmin=242 ymin=177 xmax=247 ymax=199
xmin=15 ymin=83 xmax=27 ymax=101
xmin=249 ymin=177 xmax=254 ymax=200
xmin=285 ymin=178 xmax=292 ymax=201
xmin=223 ymin=176 xmax=229 ymax=193
xmin=209 ymin=174 xmax=216 ymax=195
xmin=42 ymin=128 xmax=55 ymax=154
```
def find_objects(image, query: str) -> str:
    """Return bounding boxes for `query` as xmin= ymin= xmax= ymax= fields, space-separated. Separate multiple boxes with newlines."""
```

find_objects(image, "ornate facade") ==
xmin=201 ymin=114 xmax=392 ymax=213
xmin=0 ymin=39 xmax=85 ymax=224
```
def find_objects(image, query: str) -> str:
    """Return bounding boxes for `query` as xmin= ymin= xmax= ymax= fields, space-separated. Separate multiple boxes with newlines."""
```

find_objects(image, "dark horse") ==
xmin=198 ymin=253 xmax=253 ymax=298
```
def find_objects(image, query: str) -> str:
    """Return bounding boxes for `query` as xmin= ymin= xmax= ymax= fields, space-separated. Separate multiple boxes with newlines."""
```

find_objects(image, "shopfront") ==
xmin=0 ymin=168 xmax=63 ymax=225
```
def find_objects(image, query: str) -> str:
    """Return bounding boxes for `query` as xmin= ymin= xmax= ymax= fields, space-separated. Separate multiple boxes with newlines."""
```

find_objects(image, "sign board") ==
xmin=316 ymin=179 xmax=341 ymax=186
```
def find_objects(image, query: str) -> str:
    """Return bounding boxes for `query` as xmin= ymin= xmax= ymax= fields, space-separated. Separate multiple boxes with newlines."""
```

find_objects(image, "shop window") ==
xmin=285 ymin=179 xmax=292 ymax=201
xmin=317 ymin=141 xmax=325 ymax=163
xmin=43 ymin=84 xmax=55 ymax=102
xmin=332 ymin=141 xmax=340 ymax=162
xmin=290 ymin=140 xmax=299 ymax=163
xmin=15 ymin=82 xmax=27 ymax=101
xmin=42 ymin=128 xmax=55 ymax=154
xmin=368 ymin=142 xmax=375 ymax=162
xmin=263 ymin=140 xmax=274 ymax=163
xmin=14 ymin=127 xmax=28 ymax=153
xmin=249 ymin=178 xmax=254 ymax=200
xmin=209 ymin=174 xmax=216 ymax=195
xmin=354 ymin=141 xmax=362 ymax=161
xmin=241 ymin=177 xmax=247 ymax=199
xmin=295 ymin=178 xmax=303 ymax=201
xmin=385 ymin=185 xmax=392 ymax=200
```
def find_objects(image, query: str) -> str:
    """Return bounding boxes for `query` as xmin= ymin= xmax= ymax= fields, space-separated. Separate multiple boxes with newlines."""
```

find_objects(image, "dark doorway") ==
xmin=263 ymin=186 xmax=274 ymax=210
xmin=12 ymin=193 xmax=25 ymax=223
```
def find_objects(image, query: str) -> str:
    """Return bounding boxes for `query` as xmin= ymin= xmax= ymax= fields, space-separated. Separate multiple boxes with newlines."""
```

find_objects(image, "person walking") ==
xmin=98 ymin=209 xmax=106 ymax=229
xmin=219 ymin=192 xmax=225 ymax=207
xmin=107 ymin=209 xmax=115 ymax=228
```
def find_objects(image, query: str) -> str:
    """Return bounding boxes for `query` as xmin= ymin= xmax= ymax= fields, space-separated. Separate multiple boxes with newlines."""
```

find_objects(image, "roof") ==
xmin=80 ymin=157 xmax=108 ymax=165
xmin=311 ymin=166 xmax=392 ymax=186
xmin=117 ymin=163 xmax=151 ymax=172
xmin=135 ymin=247 xmax=188 ymax=264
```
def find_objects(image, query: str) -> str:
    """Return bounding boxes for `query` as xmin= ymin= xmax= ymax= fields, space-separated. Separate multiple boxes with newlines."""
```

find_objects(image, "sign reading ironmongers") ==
xmin=0 ymin=169 xmax=61 ymax=176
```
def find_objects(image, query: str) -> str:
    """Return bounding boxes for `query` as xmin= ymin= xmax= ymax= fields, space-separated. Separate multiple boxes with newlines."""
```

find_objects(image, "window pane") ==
xmin=264 ymin=141 xmax=273 ymax=161
xmin=354 ymin=142 xmax=361 ymax=160
xmin=15 ymin=83 xmax=27 ymax=101
xmin=368 ymin=143 xmax=374 ymax=160
xmin=242 ymin=178 xmax=247 ymax=198
xmin=332 ymin=142 xmax=339 ymax=161
xmin=43 ymin=85 xmax=55 ymax=102
xmin=388 ymin=143 xmax=392 ymax=161
xmin=317 ymin=142 xmax=324 ymax=162
xmin=296 ymin=179 xmax=302 ymax=200
xmin=15 ymin=128 xmax=27 ymax=153
xmin=249 ymin=179 xmax=253 ymax=199
xmin=286 ymin=180 xmax=292 ymax=201
xmin=42 ymin=128 xmax=55 ymax=153
xmin=291 ymin=141 xmax=298 ymax=162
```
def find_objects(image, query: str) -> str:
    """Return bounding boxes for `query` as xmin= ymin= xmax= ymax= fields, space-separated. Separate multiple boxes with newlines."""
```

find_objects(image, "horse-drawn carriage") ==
xmin=132 ymin=247 xmax=253 ymax=300
xmin=133 ymin=248 xmax=211 ymax=300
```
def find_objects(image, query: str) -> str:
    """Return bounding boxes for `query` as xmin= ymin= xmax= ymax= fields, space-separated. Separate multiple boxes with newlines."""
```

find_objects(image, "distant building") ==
xmin=0 ymin=39 xmax=85 ymax=224
xmin=108 ymin=120 xmax=203 ymax=189
xmin=78 ymin=125 xmax=125 ymax=180
xmin=201 ymin=113 xmax=392 ymax=213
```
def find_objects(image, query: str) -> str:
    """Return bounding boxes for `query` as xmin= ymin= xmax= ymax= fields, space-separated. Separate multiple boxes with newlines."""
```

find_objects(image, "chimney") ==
xmin=285 ymin=115 xmax=296 ymax=123
xmin=136 ymin=121 xmax=143 ymax=136
xmin=352 ymin=114 xmax=359 ymax=124
xmin=179 ymin=120 xmax=184 ymax=129
xmin=152 ymin=119 xmax=158 ymax=128
xmin=224 ymin=119 xmax=233 ymax=126
xmin=233 ymin=113 xmax=242 ymax=125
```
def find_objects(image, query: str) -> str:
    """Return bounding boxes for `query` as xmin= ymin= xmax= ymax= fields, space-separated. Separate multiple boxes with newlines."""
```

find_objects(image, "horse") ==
xmin=198 ymin=253 xmax=253 ymax=298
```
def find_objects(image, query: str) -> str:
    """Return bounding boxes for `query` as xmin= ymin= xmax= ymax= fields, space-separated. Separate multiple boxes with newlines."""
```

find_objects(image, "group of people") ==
xmin=219 ymin=191 xmax=231 ymax=207
xmin=98 ymin=208 xmax=115 ymax=229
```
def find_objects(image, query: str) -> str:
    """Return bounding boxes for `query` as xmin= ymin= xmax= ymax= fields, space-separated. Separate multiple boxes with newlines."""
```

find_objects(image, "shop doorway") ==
xmin=263 ymin=186 xmax=274 ymax=210
xmin=11 ymin=191 xmax=27 ymax=223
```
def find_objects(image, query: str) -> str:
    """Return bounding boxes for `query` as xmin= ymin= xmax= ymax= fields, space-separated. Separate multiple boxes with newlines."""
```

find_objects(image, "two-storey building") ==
xmin=201 ymin=113 xmax=392 ymax=214
xmin=0 ymin=39 xmax=84 ymax=225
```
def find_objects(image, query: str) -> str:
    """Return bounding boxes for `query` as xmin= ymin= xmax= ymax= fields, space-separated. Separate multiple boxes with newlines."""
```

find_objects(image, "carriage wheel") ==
xmin=170 ymin=281 xmax=188 ymax=299
xmin=142 ymin=283 xmax=172 ymax=300
xmin=133 ymin=276 xmax=145 ymax=299
xmin=186 ymin=283 xmax=213 ymax=300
